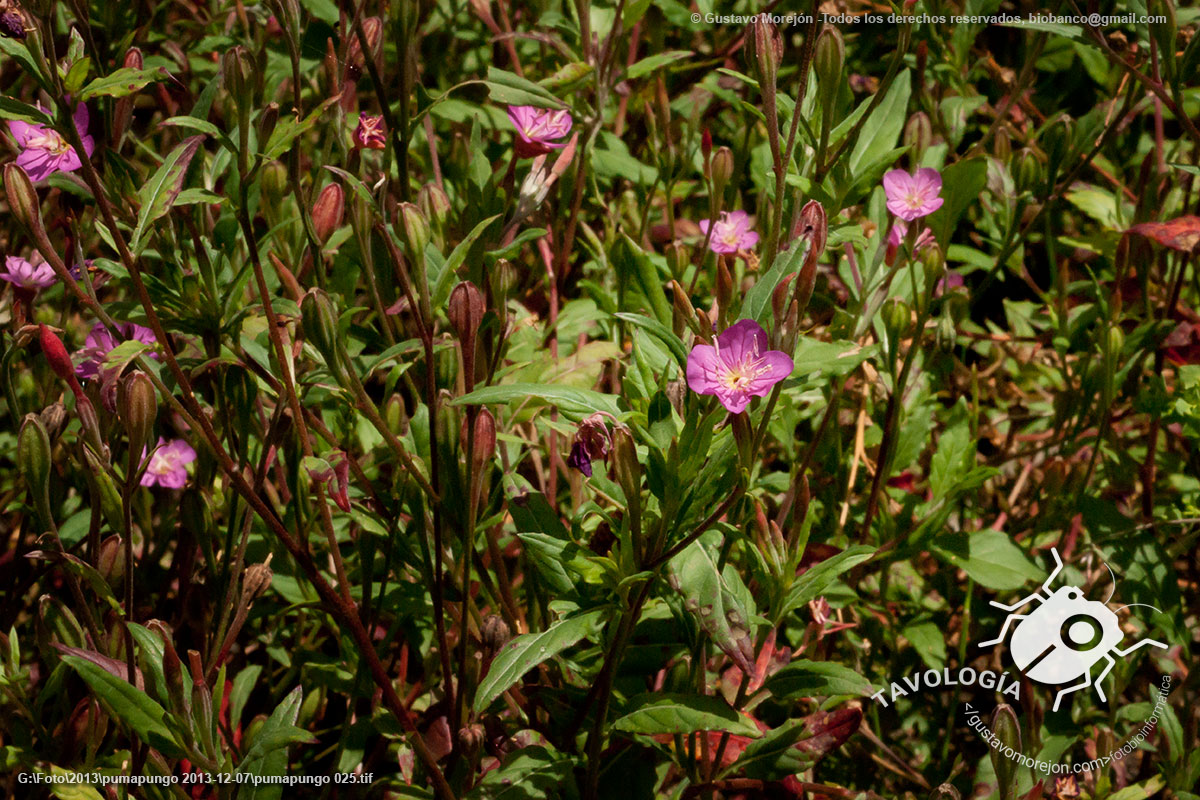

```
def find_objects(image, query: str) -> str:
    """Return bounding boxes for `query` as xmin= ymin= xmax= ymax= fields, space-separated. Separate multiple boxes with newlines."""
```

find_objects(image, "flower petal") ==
xmin=716 ymin=319 xmax=768 ymax=365
xmin=686 ymin=343 xmax=724 ymax=394
xmin=882 ymin=169 xmax=913 ymax=201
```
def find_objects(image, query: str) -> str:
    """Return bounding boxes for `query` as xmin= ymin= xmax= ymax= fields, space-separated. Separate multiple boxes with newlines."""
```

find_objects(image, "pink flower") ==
xmin=686 ymin=319 xmax=793 ymax=414
xmin=8 ymin=103 xmax=94 ymax=182
xmin=886 ymin=220 xmax=936 ymax=251
xmin=75 ymin=321 xmax=158 ymax=379
xmin=699 ymin=210 xmax=759 ymax=254
xmin=883 ymin=167 xmax=943 ymax=221
xmin=141 ymin=437 xmax=197 ymax=489
xmin=0 ymin=254 xmax=56 ymax=289
xmin=507 ymin=105 xmax=572 ymax=158
xmin=353 ymin=113 xmax=386 ymax=150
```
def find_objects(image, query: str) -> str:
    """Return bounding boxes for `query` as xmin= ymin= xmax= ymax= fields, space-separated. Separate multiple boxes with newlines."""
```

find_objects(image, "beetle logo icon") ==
xmin=979 ymin=548 xmax=1166 ymax=711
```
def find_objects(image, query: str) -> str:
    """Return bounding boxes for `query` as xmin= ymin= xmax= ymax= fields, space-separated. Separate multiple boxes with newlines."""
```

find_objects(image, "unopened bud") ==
xmin=989 ymin=704 xmax=1021 ymax=800
xmin=418 ymin=183 xmax=451 ymax=235
xmin=83 ymin=447 xmax=123 ymax=531
xmin=882 ymin=298 xmax=911 ymax=341
xmin=469 ymin=408 xmax=497 ymax=471
xmin=480 ymin=614 xmax=510 ymax=651
xmin=814 ymin=27 xmax=844 ymax=116
xmin=904 ymin=112 xmax=933 ymax=163
xmin=346 ymin=17 xmax=383 ymax=72
xmin=1015 ymin=150 xmax=1041 ymax=194
xmin=772 ymin=273 xmax=797 ymax=325
xmin=710 ymin=146 xmax=733 ymax=198
xmin=18 ymin=414 xmax=52 ymax=529
xmin=793 ymin=200 xmax=827 ymax=316
xmin=921 ymin=246 xmax=945 ymax=289
xmin=160 ymin=628 xmax=189 ymax=717
xmin=716 ymin=259 xmax=733 ymax=314
xmin=300 ymin=289 xmax=343 ymax=373
xmin=748 ymin=18 xmax=783 ymax=87
xmin=447 ymin=281 xmax=485 ymax=343
xmin=311 ymin=183 xmax=344 ymax=244
xmin=38 ymin=325 xmax=75 ymax=384
xmin=398 ymin=202 xmax=430 ymax=260
xmin=610 ymin=426 xmax=641 ymax=509
xmin=929 ymin=785 xmax=962 ymax=800
xmin=221 ymin=47 xmax=253 ymax=110
xmin=118 ymin=371 xmax=157 ymax=460
xmin=665 ymin=243 xmax=690 ymax=278
xmin=97 ymin=535 xmax=126 ymax=588
xmin=113 ymin=48 xmax=144 ymax=143
xmin=5 ymin=163 xmax=40 ymax=232
xmin=671 ymin=280 xmax=704 ymax=337
xmin=458 ymin=723 xmax=485 ymax=754
xmin=258 ymin=101 xmax=280 ymax=145
xmin=701 ymin=128 xmax=712 ymax=165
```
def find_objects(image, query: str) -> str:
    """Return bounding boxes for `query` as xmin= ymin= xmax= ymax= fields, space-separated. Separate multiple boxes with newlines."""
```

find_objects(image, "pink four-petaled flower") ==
xmin=0 ymin=255 xmax=56 ymax=289
xmin=699 ymin=210 xmax=759 ymax=254
xmin=507 ymin=105 xmax=573 ymax=158
xmin=686 ymin=319 xmax=793 ymax=414
xmin=8 ymin=103 xmax=95 ymax=182
xmin=141 ymin=437 xmax=197 ymax=489
xmin=883 ymin=168 xmax=943 ymax=221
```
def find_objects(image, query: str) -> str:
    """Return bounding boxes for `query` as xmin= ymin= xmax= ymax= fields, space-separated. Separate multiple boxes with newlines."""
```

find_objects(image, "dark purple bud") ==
xmin=568 ymin=440 xmax=593 ymax=477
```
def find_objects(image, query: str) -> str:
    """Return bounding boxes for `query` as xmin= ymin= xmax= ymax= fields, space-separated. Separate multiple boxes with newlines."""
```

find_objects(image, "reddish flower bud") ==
xmin=118 ymin=371 xmax=157 ymax=461
xmin=97 ymin=535 xmax=126 ymax=588
xmin=469 ymin=408 xmax=496 ymax=472
xmin=311 ymin=183 xmax=344 ymax=244
xmin=447 ymin=281 xmax=485 ymax=343
xmin=5 ymin=163 xmax=40 ymax=233
xmin=39 ymin=325 xmax=75 ymax=384
xmin=397 ymin=202 xmax=430 ymax=260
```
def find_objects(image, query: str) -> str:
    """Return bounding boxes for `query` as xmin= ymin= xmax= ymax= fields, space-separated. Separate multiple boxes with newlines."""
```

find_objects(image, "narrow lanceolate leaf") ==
xmin=778 ymin=545 xmax=876 ymax=621
xmin=612 ymin=693 xmax=761 ymax=737
xmin=238 ymin=686 xmax=315 ymax=782
xmin=731 ymin=708 xmax=862 ymax=780
xmin=666 ymin=540 xmax=756 ymax=675
xmin=454 ymin=383 xmax=622 ymax=418
xmin=764 ymin=659 xmax=874 ymax=699
xmin=79 ymin=66 xmax=170 ymax=101
xmin=131 ymin=135 xmax=204 ymax=253
xmin=60 ymin=655 xmax=184 ymax=758
xmin=474 ymin=610 xmax=604 ymax=712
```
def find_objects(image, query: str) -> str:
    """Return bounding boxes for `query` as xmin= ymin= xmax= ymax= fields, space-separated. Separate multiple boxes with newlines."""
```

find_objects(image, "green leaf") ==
xmin=160 ymin=115 xmax=235 ymax=153
xmin=612 ymin=693 xmax=760 ymax=737
xmin=238 ymin=686 xmax=314 ymax=798
xmin=131 ymin=135 xmax=204 ymax=253
xmin=1107 ymin=777 xmax=1166 ymax=800
xmin=485 ymin=67 xmax=564 ymax=109
xmin=779 ymin=545 xmax=876 ymax=620
xmin=667 ymin=540 xmax=756 ymax=674
xmin=738 ymin=238 xmax=808 ymax=325
xmin=927 ymin=158 xmax=987 ymax=248
xmin=613 ymin=312 xmax=688 ymax=370
xmin=765 ymin=660 xmax=874 ymax=699
xmin=615 ymin=234 xmax=672 ymax=326
xmin=455 ymin=383 xmax=622 ymax=418
xmin=432 ymin=214 xmax=501 ymax=308
xmin=626 ymin=50 xmax=692 ymax=80
xmin=849 ymin=70 xmax=911 ymax=176
xmin=60 ymin=655 xmax=184 ymax=757
xmin=474 ymin=610 xmax=604 ymax=712
xmin=260 ymin=97 xmax=339 ymax=161
xmin=79 ymin=67 xmax=169 ymax=101
xmin=731 ymin=719 xmax=816 ymax=779
xmin=791 ymin=338 xmax=874 ymax=379
xmin=933 ymin=530 xmax=1045 ymax=591
xmin=466 ymin=745 xmax=578 ymax=800
xmin=0 ymin=97 xmax=53 ymax=125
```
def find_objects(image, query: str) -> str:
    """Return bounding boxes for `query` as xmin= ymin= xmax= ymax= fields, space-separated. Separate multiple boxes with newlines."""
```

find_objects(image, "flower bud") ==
xmin=771 ymin=273 xmax=796 ymax=325
xmin=301 ymin=289 xmax=343 ymax=375
xmin=447 ymin=281 xmax=485 ymax=344
xmin=480 ymin=614 xmax=510 ymax=651
xmin=18 ymin=414 xmax=52 ymax=529
xmin=261 ymin=161 xmax=288 ymax=216
xmin=700 ymin=127 xmax=712 ymax=166
xmin=710 ymin=146 xmax=734 ymax=198
xmin=814 ymin=26 xmax=844 ymax=119
xmin=610 ymin=426 xmax=641 ymax=512
xmin=671 ymin=280 xmax=705 ymax=338
xmin=716 ymin=259 xmax=733 ymax=315
xmin=929 ymin=785 xmax=962 ymax=800
xmin=469 ymin=408 xmax=497 ymax=472
xmin=935 ymin=310 xmax=957 ymax=352
xmin=1015 ymin=149 xmax=1041 ymax=195
xmin=492 ymin=258 xmax=518 ymax=301
xmin=97 ymin=535 xmax=126 ymax=588
xmin=792 ymin=199 xmax=827 ymax=316
xmin=882 ymin=298 xmax=911 ymax=342
xmin=38 ymin=325 xmax=75 ymax=384
xmin=418 ymin=183 xmax=451 ymax=236
xmin=665 ymin=243 xmax=690 ymax=278
xmin=397 ymin=202 xmax=430 ymax=261
xmin=118 ymin=371 xmax=157 ymax=461
xmin=346 ymin=17 xmax=383 ymax=73
xmin=83 ymin=446 xmax=124 ymax=531
xmin=5 ymin=163 xmax=41 ymax=233
xmin=221 ymin=47 xmax=253 ymax=111
xmin=748 ymin=18 xmax=783 ymax=87
xmin=458 ymin=723 xmax=485 ymax=754
xmin=921 ymin=245 xmax=945 ymax=289
xmin=258 ymin=101 xmax=280 ymax=145
xmin=0 ymin=10 xmax=26 ymax=40
xmin=993 ymin=126 xmax=1011 ymax=162
xmin=989 ymin=704 xmax=1021 ymax=800
xmin=159 ymin=627 xmax=190 ymax=718
xmin=242 ymin=555 xmax=274 ymax=604
xmin=113 ymin=48 xmax=143 ymax=143
xmin=904 ymin=112 xmax=933 ymax=163
xmin=311 ymin=183 xmax=345 ymax=244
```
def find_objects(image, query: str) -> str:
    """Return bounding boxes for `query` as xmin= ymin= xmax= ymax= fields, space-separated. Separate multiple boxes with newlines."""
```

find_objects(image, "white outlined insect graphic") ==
xmin=979 ymin=548 xmax=1167 ymax=712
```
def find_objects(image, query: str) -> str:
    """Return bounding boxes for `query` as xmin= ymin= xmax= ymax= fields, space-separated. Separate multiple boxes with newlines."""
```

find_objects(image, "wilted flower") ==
xmin=0 ymin=254 xmax=55 ymax=289
xmin=0 ymin=10 xmax=26 ymax=40
xmin=699 ymin=210 xmax=759 ymax=254
xmin=567 ymin=413 xmax=612 ymax=478
xmin=8 ymin=103 xmax=95 ymax=182
xmin=507 ymin=105 xmax=573 ymax=158
xmin=353 ymin=113 xmax=386 ymax=150
xmin=686 ymin=319 xmax=793 ymax=414
xmin=883 ymin=168 xmax=944 ymax=221
xmin=140 ymin=437 xmax=197 ymax=489
xmin=887 ymin=221 xmax=936 ymax=251
xmin=1052 ymin=775 xmax=1080 ymax=800
xmin=75 ymin=322 xmax=158 ymax=380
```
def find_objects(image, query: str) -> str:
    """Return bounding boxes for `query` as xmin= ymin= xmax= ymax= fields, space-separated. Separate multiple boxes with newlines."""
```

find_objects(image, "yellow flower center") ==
xmin=28 ymin=128 xmax=71 ymax=156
